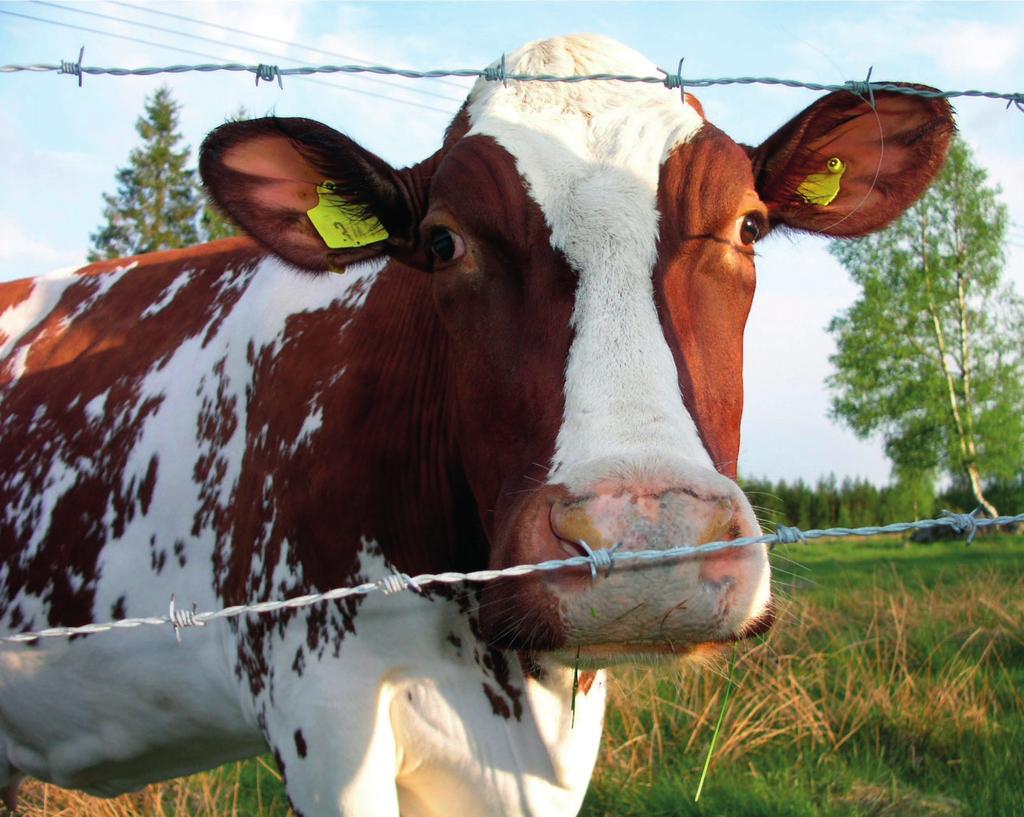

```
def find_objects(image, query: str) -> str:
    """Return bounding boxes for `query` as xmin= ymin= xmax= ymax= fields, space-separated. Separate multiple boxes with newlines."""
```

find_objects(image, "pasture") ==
xmin=12 ymin=533 xmax=1022 ymax=817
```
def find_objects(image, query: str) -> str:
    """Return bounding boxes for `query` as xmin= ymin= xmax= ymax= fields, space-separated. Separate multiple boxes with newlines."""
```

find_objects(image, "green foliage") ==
xmin=199 ymin=201 xmax=240 ymax=242
xmin=88 ymin=87 xmax=203 ymax=261
xmin=741 ymin=472 xmax=938 ymax=529
xmin=89 ymin=92 xmax=245 ymax=260
xmin=827 ymin=137 xmax=1024 ymax=508
xmin=939 ymin=474 xmax=1024 ymax=515
xmin=742 ymin=471 xmax=1024 ymax=532
xmin=198 ymin=107 xmax=249 ymax=243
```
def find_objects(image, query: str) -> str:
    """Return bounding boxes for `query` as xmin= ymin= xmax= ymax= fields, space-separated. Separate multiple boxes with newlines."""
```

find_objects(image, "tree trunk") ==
xmin=919 ymin=210 xmax=998 ymax=518
xmin=951 ymin=180 xmax=997 ymax=518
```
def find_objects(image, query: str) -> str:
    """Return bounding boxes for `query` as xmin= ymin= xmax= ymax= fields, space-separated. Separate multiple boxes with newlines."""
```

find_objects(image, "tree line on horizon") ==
xmin=89 ymin=88 xmax=1024 ymax=516
xmin=741 ymin=472 xmax=1024 ymax=532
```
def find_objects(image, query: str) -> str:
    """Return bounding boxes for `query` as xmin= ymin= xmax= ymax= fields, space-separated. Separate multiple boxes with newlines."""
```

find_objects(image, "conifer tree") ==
xmin=199 ymin=200 xmax=240 ymax=242
xmin=198 ymin=106 xmax=248 ymax=242
xmin=88 ymin=86 xmax=201 ymax=260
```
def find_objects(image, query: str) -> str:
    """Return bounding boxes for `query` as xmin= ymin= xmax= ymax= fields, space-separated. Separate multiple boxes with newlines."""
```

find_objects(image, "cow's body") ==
xmin=0 ymin=35 xmax=952 ymax=817
xmin=0 ymin=242 xmax=604 ymax=814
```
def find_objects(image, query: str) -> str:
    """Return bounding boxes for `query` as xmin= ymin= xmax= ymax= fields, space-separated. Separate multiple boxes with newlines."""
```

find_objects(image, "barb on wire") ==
xmin=577 ymin=540 xmax=623 ymax=582
xmin=168 ymin=593 xmax=205 ymax=643
xmin=845 ymin=65 xmax=876 ymax=109
xmin=58 ymin=44 xmax=84 ymax=86
xmin=662 ymin=57 xmax=686 ymax=102
xmin=375 ymin=571 xmax=423 ymax=596
xmin=938 ymin=507 xmax=983 ymax=545
xmin=1 ymin=510 xmax=1021 ymax=646
xmin=0 ymin=54 xmax=1020 ymax=109
xmin=254 ymin=63 xmax=282 ymax=89
xmin=482 ymin=53 xmax=508 ymax=87
xmin=773 ymin=524 xmax=807 ymax=546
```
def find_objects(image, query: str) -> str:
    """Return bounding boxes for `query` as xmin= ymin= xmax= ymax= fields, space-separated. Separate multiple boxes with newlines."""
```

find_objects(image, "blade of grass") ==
xmin=694 ymin=644 xmax=737 ymax=802
xmin=571 ymin=646 xmax=581 ymax=728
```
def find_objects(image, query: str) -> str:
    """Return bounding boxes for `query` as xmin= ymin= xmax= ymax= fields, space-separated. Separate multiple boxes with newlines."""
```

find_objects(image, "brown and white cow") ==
xmin=0 ymin=35 xmax=951 ymax=817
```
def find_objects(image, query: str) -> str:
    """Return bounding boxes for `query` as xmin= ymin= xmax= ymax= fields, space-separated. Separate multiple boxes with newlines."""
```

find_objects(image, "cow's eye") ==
xmin=738 ymin=214 xmax=764 ymax=246
xmin=429 ymin=228 xmax=465 ymax=264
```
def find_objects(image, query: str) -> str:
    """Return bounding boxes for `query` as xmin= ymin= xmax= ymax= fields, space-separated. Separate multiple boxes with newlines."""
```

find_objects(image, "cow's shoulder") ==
xmin=0 ymin=237 xmax=389 ymax=639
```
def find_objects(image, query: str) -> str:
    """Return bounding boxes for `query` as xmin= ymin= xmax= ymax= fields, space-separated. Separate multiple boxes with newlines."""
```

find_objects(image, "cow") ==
xmin=0 ymin=34 xmax=952 ymax=817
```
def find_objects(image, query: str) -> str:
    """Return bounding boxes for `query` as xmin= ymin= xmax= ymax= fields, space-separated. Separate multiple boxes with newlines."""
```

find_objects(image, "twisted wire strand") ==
xmin=1 ymin=511 xmax=1020 ymax=645
xmin=0 ymin=57 xmax=1021 ymax=107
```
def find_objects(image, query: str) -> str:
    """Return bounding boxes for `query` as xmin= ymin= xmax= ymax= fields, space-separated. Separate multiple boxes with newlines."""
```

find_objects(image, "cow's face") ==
xmin=201 ymin=35 xmax=952 ymax=666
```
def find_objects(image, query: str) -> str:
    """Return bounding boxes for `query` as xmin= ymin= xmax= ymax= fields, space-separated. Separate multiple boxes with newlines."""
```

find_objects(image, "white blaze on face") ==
xmin=466 ymin=35 xmax=710 ymax=490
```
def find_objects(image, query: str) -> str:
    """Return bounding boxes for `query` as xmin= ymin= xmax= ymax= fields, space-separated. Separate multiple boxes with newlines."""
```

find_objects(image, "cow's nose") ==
xmin=549 ymin=485 xmax=739 ymax=559
xmin=548 ymin=485 xmax=765 ymax=609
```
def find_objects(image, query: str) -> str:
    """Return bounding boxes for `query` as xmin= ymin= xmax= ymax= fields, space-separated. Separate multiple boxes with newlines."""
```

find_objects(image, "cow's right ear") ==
xmin=200 ymin=117 xmax=421 ymax=272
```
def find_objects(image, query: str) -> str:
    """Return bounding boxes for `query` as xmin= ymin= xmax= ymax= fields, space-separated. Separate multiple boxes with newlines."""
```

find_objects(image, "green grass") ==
xmin=582 ymin=534 xmax=1024 ymax=817
xmin=15 ymin=535 xmax=1023 ymax=816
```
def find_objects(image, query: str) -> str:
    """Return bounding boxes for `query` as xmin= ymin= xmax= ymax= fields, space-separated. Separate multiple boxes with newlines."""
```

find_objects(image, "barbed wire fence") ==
xmin=1 ymin=50 xmax=1023 ymax=110
xmin=2 ymin=510 xmax=1022 ymax=645
xmin=0 ymin=49 xmax=1022 ymax=648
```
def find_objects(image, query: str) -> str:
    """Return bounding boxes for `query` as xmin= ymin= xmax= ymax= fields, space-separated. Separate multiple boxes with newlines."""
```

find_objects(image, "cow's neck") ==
xmin=222 ymin=258 xmax=486 ymax=606
xmin=339 ymin=260 xmax=486 ymax=577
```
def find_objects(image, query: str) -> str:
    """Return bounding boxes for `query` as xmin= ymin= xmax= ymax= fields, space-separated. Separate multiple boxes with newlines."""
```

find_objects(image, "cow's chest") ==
xmin=243 ymin=547 xmax=606 ymax=816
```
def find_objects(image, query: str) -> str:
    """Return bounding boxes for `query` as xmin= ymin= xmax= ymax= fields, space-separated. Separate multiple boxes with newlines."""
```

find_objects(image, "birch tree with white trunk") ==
xmin=827 ymin=137 xmax=1024 ymax=517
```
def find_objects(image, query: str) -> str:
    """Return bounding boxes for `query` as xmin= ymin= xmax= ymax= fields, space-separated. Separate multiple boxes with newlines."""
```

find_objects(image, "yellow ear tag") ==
xmin=306 ymin=181 xmax=389 ymax=249
xmin=796 ymin=157 xmax=846 ymax=207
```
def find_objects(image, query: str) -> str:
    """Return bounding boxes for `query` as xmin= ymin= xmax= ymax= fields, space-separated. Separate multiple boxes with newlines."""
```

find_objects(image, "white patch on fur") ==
xmin=260 ymin=541 xmax=606 ymax=817
xmin=466 ymin=35 xmax=711 ymax=489
xmin=84 ymin=390 xmax=108 ymax=423
xmin=293 ymin=405 xmax=324 ymax=449
xmin=141 ymin=268 xmax=193 ymax=319
xmin=0 ymin=253 xmax=384 ymax=795
xmin=67 ymin=263 xmax=136 ymax=324
xmin=0 ymin=267 xmax=79 ymax=361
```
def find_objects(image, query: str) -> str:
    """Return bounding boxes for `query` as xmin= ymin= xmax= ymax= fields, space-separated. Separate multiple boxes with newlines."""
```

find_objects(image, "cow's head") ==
xmin=201 ymin=35 xmax=953 ymax=666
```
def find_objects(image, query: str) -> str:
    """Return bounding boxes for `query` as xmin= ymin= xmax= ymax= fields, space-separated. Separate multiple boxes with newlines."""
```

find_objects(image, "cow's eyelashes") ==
xmin=429 ymin=228 xmax=465 ymax=264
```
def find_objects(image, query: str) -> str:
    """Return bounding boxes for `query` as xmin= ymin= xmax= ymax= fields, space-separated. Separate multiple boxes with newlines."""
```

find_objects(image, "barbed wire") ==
xmin=1 ymin=50 xmax=1022 ymax=110
xmin=1 ymin=509 xmax=1020 ymax=645
xmin=0 ymin=11 xmax=458 ymax=115
xmin=27 ymin=2 xmax=465 ymax=104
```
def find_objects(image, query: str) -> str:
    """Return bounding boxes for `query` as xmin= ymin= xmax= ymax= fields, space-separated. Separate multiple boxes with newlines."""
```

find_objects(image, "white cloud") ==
xmin=914 ymin=20 xmax=1022 ymax=75
xmin=771 ymin=6 xmax=1022 ymax=90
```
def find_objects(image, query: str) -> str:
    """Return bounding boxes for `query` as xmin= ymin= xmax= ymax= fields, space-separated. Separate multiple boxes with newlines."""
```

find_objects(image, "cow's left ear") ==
xmin=748 ymin=87 xmax=954 ymax=237
xmin=200 ymin=117 xmax=426 ymax=272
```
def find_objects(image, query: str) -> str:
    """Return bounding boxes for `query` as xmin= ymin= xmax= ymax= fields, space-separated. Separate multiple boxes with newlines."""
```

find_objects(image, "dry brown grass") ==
xmin=597 ymin=568 xmax=1022 ymax=785
xmin=9 ymin=757 xmax=288 ymax=817
xmin=7 ymin=562 xmax=1021 ymax=816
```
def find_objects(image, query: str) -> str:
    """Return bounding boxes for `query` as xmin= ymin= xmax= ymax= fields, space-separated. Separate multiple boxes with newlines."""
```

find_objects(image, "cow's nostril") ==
xmin=550 ymin=500 xmax=612 ymax=552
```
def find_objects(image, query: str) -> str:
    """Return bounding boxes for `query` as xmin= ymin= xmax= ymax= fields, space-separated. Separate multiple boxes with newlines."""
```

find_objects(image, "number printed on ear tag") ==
xmin=307 ymin=181 xmax=389 ymax=248
xmin=796 ymin=157 xmax=847 ymax=207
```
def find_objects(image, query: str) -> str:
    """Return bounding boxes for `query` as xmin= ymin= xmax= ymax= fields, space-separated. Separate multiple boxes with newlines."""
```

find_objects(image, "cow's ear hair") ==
xmin=200 ymin=117 xmax=419 ymax=272
xmin=749 ymin=87 xmax=954 ymax=237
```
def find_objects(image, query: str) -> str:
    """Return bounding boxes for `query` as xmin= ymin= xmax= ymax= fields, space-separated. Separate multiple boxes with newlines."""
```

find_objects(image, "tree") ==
xmin=89 ymin=86 xmax=202 ymax=260
xmin=827 ymin=136 xmax=1024 ymax=517
xmin=198 ymin=107 xmax=248 ymax=243
xmin=199 ymin=200 xmax=240 ymax=242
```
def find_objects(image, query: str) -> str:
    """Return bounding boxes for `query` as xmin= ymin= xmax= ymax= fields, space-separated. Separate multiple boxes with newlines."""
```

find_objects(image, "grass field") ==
xmin=12 ymin=534 xmax=1024 ymax=817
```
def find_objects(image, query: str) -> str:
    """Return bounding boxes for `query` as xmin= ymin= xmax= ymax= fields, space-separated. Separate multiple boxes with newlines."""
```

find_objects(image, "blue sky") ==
xmin=1 ymin=1 xmax=1021 ymax=485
